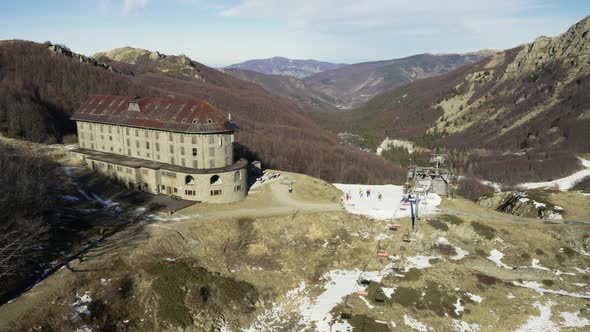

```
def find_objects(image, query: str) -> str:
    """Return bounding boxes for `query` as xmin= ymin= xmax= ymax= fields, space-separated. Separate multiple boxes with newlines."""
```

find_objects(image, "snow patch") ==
xmin=404 ymin=314 xmax=431 ymax=332
xmin=454 ymin=298 xmax=464 ymax=316
xmin=465 ymin=292 xmax=483 ymax=303
xmin=333 ymin=184 xmax=441 ymax=220
xmin=404 ymin=255 xmax=439 ymax=271
xmin=515 ymin=301 xmax=559 ymax=332
xmin=518 ymin=157 xmax=590 ymax=191
xmin=452 ymin=319 xmax=480 ymax=332
xmin=62 ymin=195 xmax=80 ymax=201
xmin=512 ymin=280 xmax=590 ymax=299
xmin=487 ymin=249 xmax=512 ymax=269
xmin=437 ymin=237 xmax=469 ymax=260
xmin=560 ymin=311 xmax=590 ymax=328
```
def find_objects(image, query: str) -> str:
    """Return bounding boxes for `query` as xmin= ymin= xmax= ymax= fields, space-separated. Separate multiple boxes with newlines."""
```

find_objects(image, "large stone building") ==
xmin=70 ymin=95 xmax=248 ymax=203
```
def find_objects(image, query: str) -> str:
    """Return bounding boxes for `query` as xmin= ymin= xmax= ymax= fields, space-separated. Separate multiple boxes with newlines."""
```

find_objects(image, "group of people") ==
xmin=344 ymin=187 xmax=383 ymax=201
xmin=256 ymin=171 xmax=281 ymax=184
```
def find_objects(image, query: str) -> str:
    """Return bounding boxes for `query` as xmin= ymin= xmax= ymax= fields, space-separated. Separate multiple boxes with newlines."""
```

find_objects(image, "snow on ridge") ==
xmin=333 ymin=183 xmax=441 ymax=220
xmin=518 ymin=157 xmax=590 ymax=191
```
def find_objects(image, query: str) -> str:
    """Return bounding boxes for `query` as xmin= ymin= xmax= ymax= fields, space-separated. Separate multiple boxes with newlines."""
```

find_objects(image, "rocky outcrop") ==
xmin=504 ymin=15 xmax=590 ymax=77
xmin=93 ymin=47 xmax=202 ymax=79
xmin=478 ymin=191 xmax=564 ymax=220
xmin=47 ymin=43 xmax=118 ymax=73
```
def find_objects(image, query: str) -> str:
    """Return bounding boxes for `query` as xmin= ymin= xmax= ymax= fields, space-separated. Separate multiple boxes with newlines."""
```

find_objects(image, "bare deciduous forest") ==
xmin=0 ymin=41 xmax=404 ymax=184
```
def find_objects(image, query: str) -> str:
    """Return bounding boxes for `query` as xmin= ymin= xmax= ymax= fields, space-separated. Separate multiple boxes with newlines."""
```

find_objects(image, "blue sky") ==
xmin=1 ymin=0 xmax=588 ymax=67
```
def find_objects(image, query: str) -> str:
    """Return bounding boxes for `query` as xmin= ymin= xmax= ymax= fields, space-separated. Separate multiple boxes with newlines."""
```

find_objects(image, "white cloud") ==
xmin=217 ymin=0 xmax=565 ymax=37
xmin=98 ymin=0 xmax=149 ymax=15
xmin=123 ymin=0 xmax=149 ymax=13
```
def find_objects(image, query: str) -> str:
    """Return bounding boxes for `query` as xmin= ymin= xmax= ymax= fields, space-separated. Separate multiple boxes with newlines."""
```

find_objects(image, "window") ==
xmin=146 ymin=142 xmax=150 ymax=149
xmin=180 ymin=146 xmax=185 ymax=155
xmin=162 ymin=171 xmax=177 ymax=178
xmin=234 ymin=171 xmax=241 ymax=181
xmin=181 ymin=158 xmax=185 ymax=167
xmin=208 ymin=135 xmax=214 ymax=144
xmin=156 ymin=143 xmax=160 ymax=152
xmin=110 ymin=147 xmax=113 ymax=152
xmin=170 ymin=156 xmax=175 ymax=164
xmin=185 ymin=189 xmax=195 ymax=196
xmin=219 ymin=137 xmax=223 ymax=147
xmin=209 ymin=160 xmax=215 ymax=168
xmin=90 ymin=134 xmax=94 ymax=141
xmin=169 ymin=132 xmax=173 ymax=141
xmin=135 ymin=129 xmax=139 ymax=137
xmin=185 ymin=175 xmax=195 ymax=185
xmin=126 ymin=128 xmax=130 ymax=135
xmin=137 ymin=151 xmax=141 ymax=157
xmin=91 ymin=143 xmax=95 ymax=149
xmin=173 ymin=187 xmax=178 ymax=194
xmin=101 ymin=135 xmax=104 ymax=140
xmin=157 ymin=154 xmax=160 ymax=160
xmin=191 ymin=136 xmax=196 ymax=144
xmin=145 ymin=130 xmax=149 ymax=138
xmin=180 ymin=135 xmax=184 ymax=143
xmin=126 ymin=138 xmax=130 ymax=146
xmin=127 ymin=149 xmax=131 ymax=156
xmin=126 ymin=168 xmax=132 ymax=174
xmin=192 ymin=160 xmax=198 ymax=168
xmin=210 ymin=175 xmax=221 ymax=185
xmin=100 ymin=125 xmax=104 ymax=132
xmin=155 ymin=132 xmax=159 ymax=139
xmin=170 ymin=145 xmax=174 ymax=153
xmin=136 ymin=140 xmax=140 ymax=148
xmin=108 ymin=126 xmax=112 ymax=133
xmin=210 ymin=189 xmax=222 ymax=196
xmin=209 ymin=147 xmax=215 ymax=157
xmin=109 ymin=136 xmax=112 ymax=141
xmin=192 ymin=148 xmax=197 ymax=156
xmin=234 ymin=185 xmax=242 ymax=192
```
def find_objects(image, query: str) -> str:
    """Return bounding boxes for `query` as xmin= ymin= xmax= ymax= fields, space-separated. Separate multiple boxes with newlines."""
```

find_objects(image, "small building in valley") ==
xmin=70 ymin=95 xmax=248 ymax=203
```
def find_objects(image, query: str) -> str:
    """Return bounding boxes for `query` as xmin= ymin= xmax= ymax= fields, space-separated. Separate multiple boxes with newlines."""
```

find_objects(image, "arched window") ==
xmin=234 ymin=171 xmax=241 ymax=181
xmin=185 ymin=175 xmax=195 ymax=185
xmin=210 ymin=175 xmax=221 ymax=185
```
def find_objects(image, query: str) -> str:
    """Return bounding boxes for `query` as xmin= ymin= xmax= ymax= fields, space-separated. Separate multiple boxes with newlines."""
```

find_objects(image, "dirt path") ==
xmin=156 ymin=181 xmax=342 ymax=225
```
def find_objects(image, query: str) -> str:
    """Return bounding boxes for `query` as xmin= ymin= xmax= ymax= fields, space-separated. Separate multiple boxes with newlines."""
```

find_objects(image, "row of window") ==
xmin=79 ymin=122 xmax=231 ymax=146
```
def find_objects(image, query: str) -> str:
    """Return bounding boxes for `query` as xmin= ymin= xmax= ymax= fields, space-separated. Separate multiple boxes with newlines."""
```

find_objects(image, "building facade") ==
xmin=70 ymin=95 xmax=248 ymax=203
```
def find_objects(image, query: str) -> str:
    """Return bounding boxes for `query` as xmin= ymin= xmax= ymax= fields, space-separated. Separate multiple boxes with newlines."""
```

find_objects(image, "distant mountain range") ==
xmin=314 ymin=16 xmax=590 ymax=184
xmin=225 ymin=57 xmax=347 ymax=79
xmin=304 ymin=51 xmax=496 ymax=109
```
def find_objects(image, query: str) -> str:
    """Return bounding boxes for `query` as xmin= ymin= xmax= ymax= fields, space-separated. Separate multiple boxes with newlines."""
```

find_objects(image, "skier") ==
xmin=367 ymin=188 xmax=371 ymax=198
xmin=378 ymin=192 xmax=382 ymax=201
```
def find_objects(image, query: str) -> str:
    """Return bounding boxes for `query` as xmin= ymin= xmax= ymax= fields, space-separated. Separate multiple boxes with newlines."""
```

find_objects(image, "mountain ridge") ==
xmin=225 ymin=56 xmax=346 ymax=79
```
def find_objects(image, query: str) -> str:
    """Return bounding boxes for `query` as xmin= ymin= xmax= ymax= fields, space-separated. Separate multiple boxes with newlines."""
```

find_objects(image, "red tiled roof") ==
xmin=71 ymin=95 xmax=237 ymax=133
